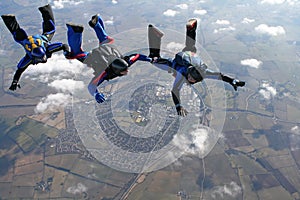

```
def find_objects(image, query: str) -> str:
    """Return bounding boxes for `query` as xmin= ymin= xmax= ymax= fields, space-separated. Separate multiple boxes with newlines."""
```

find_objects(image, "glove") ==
xmin=94 ymin=92 xmax=105 ymax=104
xmin=9 ymin=80 xmax=21 ymax=91
xmin=231 ymin=79 xmax=245 ymax=91
xmin=176 ymin=105 xmax=188 ymax=117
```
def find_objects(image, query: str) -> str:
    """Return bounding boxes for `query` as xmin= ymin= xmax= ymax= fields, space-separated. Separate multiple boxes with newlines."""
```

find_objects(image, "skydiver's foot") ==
xmin=66 ymin=23 xmax=84 ymax=33
xmin=232 ymin=79 xmax=245 ymax=91
xmin=148 ymin=24 xmax=164 ymax=38
xmin=100 ymin=36 xmax=114 ymax=45
xmin=89 ymin=14 xmax=100 ymax=28
xmin=1 ymin=14 xmax=16 ymax=21
xmin=186 ymin=18 xmax=197 ymax=31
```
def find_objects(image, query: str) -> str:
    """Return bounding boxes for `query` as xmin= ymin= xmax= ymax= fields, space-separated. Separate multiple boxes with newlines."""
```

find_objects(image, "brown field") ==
xmin=45 ymin=154 xmax=79 ymax=170
xmin=13 ymin=171 xmax=43 ymax=187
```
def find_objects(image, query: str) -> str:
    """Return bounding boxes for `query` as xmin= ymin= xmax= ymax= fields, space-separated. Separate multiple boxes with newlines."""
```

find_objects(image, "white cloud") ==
xmin=260 ymin=0 xmax=285 ymax=4
xmin=112 ymin=0 xmax=118 ymax=4
xmin=24 ymin=54 xmax=85 ymax=81
xmin=291 ymin=126 xmax=300 ymax=135
xmin=172 ymin=126 xmax=209 ymax=157
xmin=35 ymin=93 xmax=72 ymax=113
xmin=22 ymin=54 xmax=88 ymax=113
xmin=166 ymin=42 xmax=185 ymax=52
xmin=163 ymin=9 xmax=179 ymax=17
xmin=215 ymin=19 xmax=230 ymax=25
xmin=213 ymin=20 xmax=235 ymax=33
xmin=193 ymin=9 xmax=207 ymax=15
xmin=48 ymin=79 xmax=85 ymax=93
xmin=51 ymin=0 xmax=84 ymax=9
xmin=259 ymin=82 xmax=277 ymax=100
xmin=105 ymin=17 xmax=114 ymax=26
xmin=241 ymin=17 xmax=255 ymax=24
xmin=240 ymin=58 xmax=262 ymax=68
xmin=66 ymin=183 xmax=87 ymax=195
xmin=213 ymin=26 xmax=235 ymax=33
xmin=260 ymin=0 xmax=299 ymax=5
xmin=176 ymin=4 xmax=188 ymax=9
xmin=211 ymin=182 xmax=242 ymax=199
xmin=255 ymin=24 xmax=286 ymax=36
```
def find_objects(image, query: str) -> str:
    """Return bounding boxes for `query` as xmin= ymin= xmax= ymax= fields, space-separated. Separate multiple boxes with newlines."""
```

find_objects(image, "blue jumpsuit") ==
xmin=1 ymin=4 xmax=67 ymax=87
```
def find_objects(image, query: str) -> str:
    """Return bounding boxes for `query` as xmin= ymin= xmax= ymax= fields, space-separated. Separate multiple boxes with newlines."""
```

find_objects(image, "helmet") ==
xmin=110 ymin=58 xmax=129 ymax=75
xmin=187 ymin=66 xmax=203 ymax=82
xmin=32 ymin=47 xmax=46 ymax=58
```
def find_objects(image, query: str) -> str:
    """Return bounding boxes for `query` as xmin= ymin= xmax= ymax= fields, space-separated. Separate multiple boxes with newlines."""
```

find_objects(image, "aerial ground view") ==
xmin=0 ymin=0 xmax=300 ymax=199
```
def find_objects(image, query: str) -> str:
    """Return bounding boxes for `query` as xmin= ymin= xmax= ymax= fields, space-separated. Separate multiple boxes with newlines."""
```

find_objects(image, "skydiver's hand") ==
xmin=176 ymin=105 xmax=188 ymax=117
xmin=9 ymin=80 xmax=21 ymax=91
xmin=94 ymin=92 xmax=105 ymax=104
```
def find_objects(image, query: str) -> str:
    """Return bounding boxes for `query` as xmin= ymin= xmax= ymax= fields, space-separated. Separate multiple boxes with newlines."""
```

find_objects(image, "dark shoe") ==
xmin=66 ymin=23 xmax=84 ymax=33
xmin=186 ymin=18 xmax=197 ymax=31
xmin=232 ymin=79 xmax=245 ymax=91
xmin=88 ymin=14 xmax=99 ymax=28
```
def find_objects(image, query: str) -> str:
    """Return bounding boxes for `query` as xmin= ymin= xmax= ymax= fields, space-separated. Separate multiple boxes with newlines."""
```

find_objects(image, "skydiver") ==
xmin=148 ymin=19 xmax=245 ymax=117
xmin=65 ymin=14 xmax=152 ymax=104
xmin=1 ymin=4 xmax=69 ymax=91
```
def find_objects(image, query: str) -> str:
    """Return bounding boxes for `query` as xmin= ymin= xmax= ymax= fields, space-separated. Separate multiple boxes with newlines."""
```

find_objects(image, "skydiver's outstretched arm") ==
xmin=1 ymin=15 xmax=28 ymax=43
xmin=38 ymin=4 xmax=55 ymax=41
xmin=8 ymin=55 xmax=33 ymax=91
xmin=182 ymin=19 xmax=197 ymax=53
xmin=148 ymin=24 xmax=164 ymax=58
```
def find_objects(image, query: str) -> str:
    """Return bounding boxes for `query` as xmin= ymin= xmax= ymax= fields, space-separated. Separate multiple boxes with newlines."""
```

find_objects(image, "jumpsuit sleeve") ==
xmin=124 ymin=53 xmax=152 ymax=65
xmin=87 ymin=71 xmax=107 ymax=96
xmin=171 ymin=71 xmax=185 ymax=107
xmin=13 ymin=54 xmax=33 ymax=82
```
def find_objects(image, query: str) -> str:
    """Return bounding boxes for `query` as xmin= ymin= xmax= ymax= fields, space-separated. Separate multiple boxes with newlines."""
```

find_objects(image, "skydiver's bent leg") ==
xmin=148 ymin=24 xmax=164 ymax=58
xmin=221 ymin=74 xmax=245 ymax=91
xmin=182 ymin=18 xmax=197 ymax=53
xmin=66 ymin=23 xmax=88 ymax=62
xmin=1 ymin=15 xmax=27 ymax=42
xmin=39 ymin=4 xmax=55 ymax=40
xmin=89 ymin=14 xmax=114 ymax=44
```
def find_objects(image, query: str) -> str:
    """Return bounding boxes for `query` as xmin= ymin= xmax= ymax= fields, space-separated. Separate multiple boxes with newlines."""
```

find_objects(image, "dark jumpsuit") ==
xmin=66 ymin=14 xmax=151 ymax=97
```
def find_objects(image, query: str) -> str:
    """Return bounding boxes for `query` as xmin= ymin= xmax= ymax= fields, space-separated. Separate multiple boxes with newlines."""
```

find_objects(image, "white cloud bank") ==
xmin=23 ymin=54 xmax=87 ymax=113
xmin=242 ymin=17 xmax=255 ymax=24
xmin=173 ymin=127 xmax=209 ymax=156
xmin=35 ymin=93 xmax=72 ymax=113
xmin=163 ymin=9 xmax=179 ymax=17
xmin=259 ymin=82 xmax=277 ymax=100
xmin=214 ymin=19 xmax=235 ymax=33
xmin=255 ymin=24 xmax=286 ymax=36
xmin=211 ymin=182 xmax=242 ymax=199
xmin=291 ymin=126 xmax=300 ymax=135
xmin=215 ymin=19 xmax=230 ymax=25
xmin=48 ymin=79 xmax=85 ymax=93
xmin=66 ymin=183 xmax=87 ymax=195
xmin=240 ymin=58 xmax=262 ymax=68
xmin=194 ymin=9 xmax=207 ymax=15
xmin=176 ymin=4 xmax=188 ymax=10
xmin=260 ymin=0 xmax=299 ymax=5
xmin=51 ymin=0 xmax=84 ymax=9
